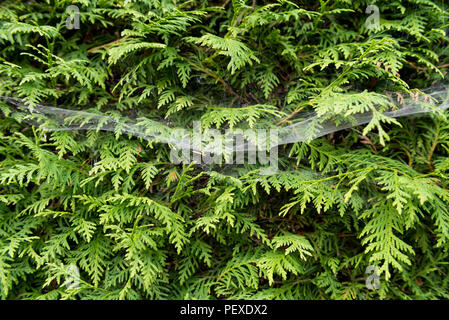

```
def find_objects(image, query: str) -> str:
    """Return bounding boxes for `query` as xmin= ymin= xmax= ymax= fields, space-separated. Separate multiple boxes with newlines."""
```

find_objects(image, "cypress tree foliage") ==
xmin=0 ymin=0 xmax=449 ymax=299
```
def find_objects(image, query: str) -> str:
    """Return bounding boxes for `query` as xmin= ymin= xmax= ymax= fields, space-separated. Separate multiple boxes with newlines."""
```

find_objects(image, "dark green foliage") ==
xmin=1 ymin=0 xmax=449 ymax=299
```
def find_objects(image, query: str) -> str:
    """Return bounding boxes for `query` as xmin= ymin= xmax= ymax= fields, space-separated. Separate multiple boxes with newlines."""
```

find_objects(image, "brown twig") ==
xmin=222 ymin=0 xmax=231 ymax=8
xmin=87 ymin=35 xmax=131 ymax=53
xmin=248 ymin=91 xmax=261 ymax=104
xmin=405 ymin=61 xmax=449 ymax=71
xmin=276 ymin=103 xmax=309 ymax=126
xmin=186 ymin=59 xmax=249 ymax=103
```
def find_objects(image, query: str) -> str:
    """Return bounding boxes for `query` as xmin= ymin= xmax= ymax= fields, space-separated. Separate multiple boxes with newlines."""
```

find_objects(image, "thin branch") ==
xmin=87 ymin=35 xmax=130 ymax=53
xmin=186 ymin=59 xmax=249 ymax=103
xmin=276 ymin=103 xmax=308 ymax=126
xmin=405 ymin=60 xmax=449 ymax=71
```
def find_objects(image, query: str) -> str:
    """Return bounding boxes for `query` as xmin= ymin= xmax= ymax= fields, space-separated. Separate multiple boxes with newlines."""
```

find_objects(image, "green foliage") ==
xmin=1 ymin=0 xmax=449 ymax=300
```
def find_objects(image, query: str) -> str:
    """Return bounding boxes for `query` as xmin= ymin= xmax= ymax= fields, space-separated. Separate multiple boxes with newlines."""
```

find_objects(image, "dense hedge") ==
xmin=1 ymin=0 xmax=449 ymax=299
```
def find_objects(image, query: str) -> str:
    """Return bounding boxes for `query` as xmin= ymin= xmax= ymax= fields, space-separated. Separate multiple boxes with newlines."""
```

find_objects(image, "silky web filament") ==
xmin=1 ymin=83 xmax=449 ymax=174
